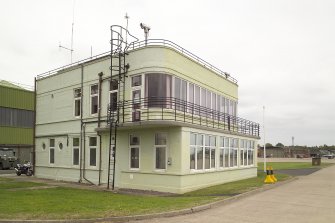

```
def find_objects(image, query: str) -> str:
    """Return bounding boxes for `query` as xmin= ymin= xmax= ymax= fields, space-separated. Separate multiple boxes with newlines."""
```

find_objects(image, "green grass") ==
xmin=184 ymin=172 xmax=290 ymax=197
xmin=258 ymin=162 xmax=333 ymax=170
xmin=0 ymin=171 xmax=291 ymax=220
xmin=0 ymin=178 xmax=46 ymax=190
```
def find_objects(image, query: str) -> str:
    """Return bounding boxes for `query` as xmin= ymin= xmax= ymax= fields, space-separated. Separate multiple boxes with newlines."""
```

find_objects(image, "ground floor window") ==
xmin=49 ymin=139 xmax=55 ymax=164
xmin=219 ymin=136 xmax=229 ymax=168
xmin=73 ymin=138 xmax=80 ymax=165
xmin=155 ymin=133 xmax=167 ymax=170
xmin=89 ymin=137 xmax=97 ymax=166
xmin=130 ymin=147 xmax=139 ymax=169
xmin=190 ymin=133 xmax=216 ymax=170
xmin=129 ymin=134 xmax=140 ymax=169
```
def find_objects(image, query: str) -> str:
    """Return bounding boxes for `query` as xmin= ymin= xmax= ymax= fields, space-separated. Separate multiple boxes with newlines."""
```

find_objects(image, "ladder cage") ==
xmin=107 ymin=25 xmax=139 ymax=190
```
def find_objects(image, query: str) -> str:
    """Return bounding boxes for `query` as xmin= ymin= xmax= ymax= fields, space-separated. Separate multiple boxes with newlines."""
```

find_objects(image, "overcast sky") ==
xmin=1 ymin=0 xmax=334 ymax=146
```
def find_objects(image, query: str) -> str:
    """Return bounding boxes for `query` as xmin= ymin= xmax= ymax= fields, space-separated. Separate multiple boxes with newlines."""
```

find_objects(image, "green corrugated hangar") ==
xmin=0 ymin=80 xmax=34 ymax=163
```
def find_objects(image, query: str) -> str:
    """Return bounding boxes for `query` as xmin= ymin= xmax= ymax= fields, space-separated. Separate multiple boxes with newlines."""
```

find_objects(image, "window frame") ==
xmin=73 ymin=88 xmax=81 ymax=118
xmin=72 ymin=137 xmax=80 ymax=166
xmin=129 ymin=134 xmax=140 ymax=170
xmin=49 ymin=138 xmax=55 ymax=164
xmin=109 ymin=79 xmax=118 ymax=112
xmin=154 ymin=133 xmax=167 ymax=171
xmin=89 ymin=137 xmax=97 ymax=167
xmin=90 ymin=84 xmax=99 ymax=115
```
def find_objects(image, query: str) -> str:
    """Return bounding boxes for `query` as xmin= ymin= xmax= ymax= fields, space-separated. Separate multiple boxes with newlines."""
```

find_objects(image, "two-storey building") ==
xmin=35 ymin=26 xmax=260 ymax=193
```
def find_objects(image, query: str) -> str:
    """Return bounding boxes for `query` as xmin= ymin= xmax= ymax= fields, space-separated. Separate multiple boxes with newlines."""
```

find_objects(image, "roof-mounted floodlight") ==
xmin=140 ymin=23 xmax=150 ymax=45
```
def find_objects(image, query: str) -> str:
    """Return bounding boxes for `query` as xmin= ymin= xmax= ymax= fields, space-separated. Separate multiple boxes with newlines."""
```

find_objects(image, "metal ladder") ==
xmin=107 ymin=25 xmax=138 ymax=190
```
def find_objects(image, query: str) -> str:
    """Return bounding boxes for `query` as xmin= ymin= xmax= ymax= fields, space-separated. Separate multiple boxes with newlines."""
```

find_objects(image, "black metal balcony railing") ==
xmin=107 ymin=97 xmax=259 ymax=137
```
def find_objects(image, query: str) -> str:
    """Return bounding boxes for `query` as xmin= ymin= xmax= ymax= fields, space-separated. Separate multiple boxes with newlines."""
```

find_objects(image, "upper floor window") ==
xmin=110 ymin=80 xmax=118 ymax=112
xmin=74 ymin=88 xmax=81 ymax=117
xmin=90 ymin=84 xmax=98 ymax=115
xmin=132 ymin=75 xmax=142 ymax=87
xmin=0 ymin=107 xmax=34 ymax=128
xmin=145 ymin=73 xmax=172 ymax=108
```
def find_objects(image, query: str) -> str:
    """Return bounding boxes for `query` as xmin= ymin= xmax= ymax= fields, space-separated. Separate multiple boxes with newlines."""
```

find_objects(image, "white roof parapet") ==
xmin=36 ymin=39 xmax=238 ymax=84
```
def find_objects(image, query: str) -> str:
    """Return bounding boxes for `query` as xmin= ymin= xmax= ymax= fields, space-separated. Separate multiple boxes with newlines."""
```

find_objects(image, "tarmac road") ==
xmin=130 ymin=165 xmax=335 ymax=223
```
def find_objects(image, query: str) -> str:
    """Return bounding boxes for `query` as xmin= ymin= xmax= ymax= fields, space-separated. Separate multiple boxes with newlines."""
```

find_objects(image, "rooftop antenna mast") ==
xmin=140 ymin=23 xmax=150 ymax=45
xmin=59 ymin=0 xmax=75 ymax=63
xmin=125 ymin=13 xmax=129 ymax=44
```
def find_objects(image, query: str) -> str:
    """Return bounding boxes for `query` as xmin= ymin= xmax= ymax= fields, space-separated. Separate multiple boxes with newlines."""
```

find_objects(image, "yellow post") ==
xmin=269 ymin=166 xmax=277 ymax=182
xmin=264 ymin=166 xmax=275 ymax=183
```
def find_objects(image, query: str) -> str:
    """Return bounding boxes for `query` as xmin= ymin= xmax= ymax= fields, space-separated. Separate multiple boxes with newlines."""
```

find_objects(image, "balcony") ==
xmin=107 ymin=97 xmax=259 ymax=138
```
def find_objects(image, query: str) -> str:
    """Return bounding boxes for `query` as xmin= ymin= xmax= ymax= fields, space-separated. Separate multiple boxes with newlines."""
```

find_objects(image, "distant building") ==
xmin=34 ymin=26 xmax=260 ymax=193
xmin=0 ymin=80 xmax=34 ymax=164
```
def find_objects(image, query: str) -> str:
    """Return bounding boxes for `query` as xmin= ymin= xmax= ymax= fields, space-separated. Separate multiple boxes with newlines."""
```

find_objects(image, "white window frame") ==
xmin=72 ymin=137 xmax=80 ymax=166
xmin=89 ymin=137 xmax=97 ymax=167
xmin=154 ymin=133 xmax=167 ymax=171
xmin=73 ymin=88 xmax=81 ymax=118
xmin=49 ymin=138 xmax=55 ymax=164
xmin=90 ymin=84 xmax=99 ymax=115
xmin=131 ymin=75 xmax=142 ymax=121
xmin=109 ymin=79 xmax=118 ymax=112
xmin=129 ymin=134 xmax=140 ymax=170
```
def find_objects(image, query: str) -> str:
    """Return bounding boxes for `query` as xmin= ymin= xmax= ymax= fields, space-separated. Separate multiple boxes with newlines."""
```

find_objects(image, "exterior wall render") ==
xmin=35 ymin=45 xmax=257 ymax=193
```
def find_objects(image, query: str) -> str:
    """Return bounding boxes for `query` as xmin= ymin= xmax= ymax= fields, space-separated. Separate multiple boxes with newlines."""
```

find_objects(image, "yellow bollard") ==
xmin=269 ymin=166 xmax=277 ymax=182
xmin=264 ymin=166 xmax=275 ymax=183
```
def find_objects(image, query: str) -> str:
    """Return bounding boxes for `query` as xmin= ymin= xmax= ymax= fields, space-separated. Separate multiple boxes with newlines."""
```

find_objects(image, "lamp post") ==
xmin=263 ymin=106 xmax=266 ymax=172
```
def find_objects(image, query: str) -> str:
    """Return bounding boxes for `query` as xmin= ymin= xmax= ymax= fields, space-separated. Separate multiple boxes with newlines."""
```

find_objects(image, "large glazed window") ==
xmin=145 ymin=73 xmax=172 ymax=107
xmin=0 ymin=107 xmax=34 ymax=128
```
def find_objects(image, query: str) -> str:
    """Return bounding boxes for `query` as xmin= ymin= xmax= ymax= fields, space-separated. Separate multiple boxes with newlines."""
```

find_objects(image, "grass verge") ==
xmin=0 ymin=172 xmax=289 ymax=220
xmin=257 ymin=162 xmax=333 ymax=170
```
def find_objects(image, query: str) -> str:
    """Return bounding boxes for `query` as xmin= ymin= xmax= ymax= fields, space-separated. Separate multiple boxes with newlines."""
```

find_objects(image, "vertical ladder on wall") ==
xmin=107 ymin=25 xmax=138 ymax=190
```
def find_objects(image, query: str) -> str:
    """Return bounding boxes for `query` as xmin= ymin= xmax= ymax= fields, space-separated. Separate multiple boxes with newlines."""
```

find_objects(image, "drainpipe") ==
xmin=33 ymin=77 xmax=37 ymax=174
xmin=82 ymin=123 xmax=94 ymax=185
xmin=98 ymin=72 xmax=103 ymax=185
xmin=79 ymin=65 xmax=84 ymax=182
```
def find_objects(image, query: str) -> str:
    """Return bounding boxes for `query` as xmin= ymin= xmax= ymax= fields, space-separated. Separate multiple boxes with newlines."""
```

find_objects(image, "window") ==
xmin=231 ymin=138 xmax=238 ymax=167
xmin=131 ymin=75 xmax=142 ymax=122
xmin=145 ymin=73 xmax=172 ymax=108
xmin=0 ymin=107 xmax=34 ymax=128
xmin=190 ymin=133 xmax=196 ymax=169
xmin=248 ymin=141 xmax=254 ymax=165
xmin=109 ymin=80 xmax=118 ymax=112
xmin=244 ymin=140 xmax=248 ymax=166
xmin=89 ymin=137 xmax=97 ymax=166
xmin=132 ymin=75 xmax=142 ymax=87
xmin=74 ymin=88 xmax=81 ymax=117
xmin=219 ymin=136 xmax=229 ymax=168
xmin=90 ymin=84 xmax=98 ymax=115
xmin=155 ymin=133 xmax=167 ymax=170
xmin=174 ymin=77 xmax=187 ymax=111
xmin=49 ymin=139 xmax=55 ymax=164
xmin=240 ymin=139 xmax=246 ymax=166
xmin=129 ymin=135 xmax=140 ymax=169
xmin=190 ymin=133 xmax=215 ymax=170
xmin=73 ymin=138 xmax=80 ymax=165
